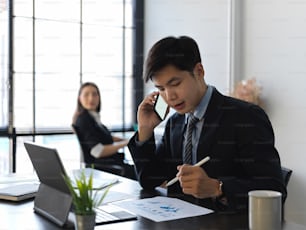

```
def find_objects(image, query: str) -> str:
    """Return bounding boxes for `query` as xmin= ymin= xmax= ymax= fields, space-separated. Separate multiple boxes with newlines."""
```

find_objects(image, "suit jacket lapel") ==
xmin=170 ymin=114 xmax=186 ymax=159
xmin=197 ymin=88 xmax=225 ymax=159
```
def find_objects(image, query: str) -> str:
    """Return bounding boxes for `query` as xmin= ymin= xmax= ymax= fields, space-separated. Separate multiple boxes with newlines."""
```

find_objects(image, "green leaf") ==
xmin=62 ymin=167 xmax=111 ymax=215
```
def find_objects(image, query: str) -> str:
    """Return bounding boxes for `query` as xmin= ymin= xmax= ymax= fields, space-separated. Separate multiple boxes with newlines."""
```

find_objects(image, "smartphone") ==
xmin=154 ymin=94 xmax=169 ymax=120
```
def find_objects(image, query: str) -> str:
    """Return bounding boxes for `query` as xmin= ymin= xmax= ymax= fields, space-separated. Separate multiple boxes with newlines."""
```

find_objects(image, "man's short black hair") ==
xmin=143 ymin=36 xmax=202 ymax=82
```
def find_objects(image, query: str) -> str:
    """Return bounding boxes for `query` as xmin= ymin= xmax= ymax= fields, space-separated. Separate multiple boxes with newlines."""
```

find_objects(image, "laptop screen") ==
xmin=24 ymin=141 xmax=70 ymax=195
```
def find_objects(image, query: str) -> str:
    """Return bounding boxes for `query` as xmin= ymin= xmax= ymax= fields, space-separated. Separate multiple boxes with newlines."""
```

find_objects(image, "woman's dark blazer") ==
xmin=128 ymin=87 xmax=287 ymax=212
xmin=74 ymin=110 xmax=124 ymax=165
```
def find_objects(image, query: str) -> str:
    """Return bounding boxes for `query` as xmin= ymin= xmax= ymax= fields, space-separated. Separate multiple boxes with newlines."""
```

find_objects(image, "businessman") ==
xmin=128 ymin=36 xmax=286 ymax=212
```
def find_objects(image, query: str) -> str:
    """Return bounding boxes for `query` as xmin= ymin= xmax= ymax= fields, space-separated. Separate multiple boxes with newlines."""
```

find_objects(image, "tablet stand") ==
xmin=34 ymin=183 xmax=73 ymax=228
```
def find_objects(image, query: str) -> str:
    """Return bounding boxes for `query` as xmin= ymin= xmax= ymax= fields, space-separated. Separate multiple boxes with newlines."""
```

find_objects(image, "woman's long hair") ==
xmin=72 ymin=82 xmax=101 ymax=125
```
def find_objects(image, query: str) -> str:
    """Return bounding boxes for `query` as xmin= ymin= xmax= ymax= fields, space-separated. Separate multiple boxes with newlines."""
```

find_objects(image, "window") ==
xmin=13 ymin=0 xmax=134 ymax=131
xmin=0 ymin=1 xmax=9 ymax=174
xmin=0 ymin=0 xmax=143 ymax=174
xmin=0 ymin=1 xmax=8 ymax=128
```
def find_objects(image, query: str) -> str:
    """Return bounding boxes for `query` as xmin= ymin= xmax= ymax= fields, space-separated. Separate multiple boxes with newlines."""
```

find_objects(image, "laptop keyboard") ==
xmin=96 ymin=208 xmax=119 ymax=222
xmin=94 ymin=205 xmax=137 ymax=225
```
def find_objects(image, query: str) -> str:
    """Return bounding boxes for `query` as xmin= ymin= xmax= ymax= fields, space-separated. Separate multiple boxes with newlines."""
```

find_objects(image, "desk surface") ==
xmin=1 ymin=173 xmax=305 ymax=230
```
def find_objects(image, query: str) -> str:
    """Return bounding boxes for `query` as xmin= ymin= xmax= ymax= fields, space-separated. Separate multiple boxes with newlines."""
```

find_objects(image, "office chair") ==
xmin=281 ymin=166 xmax=292 ymax=221
xmin=72 ymin=124 xmax=125 ymax=176
xmin=281 ymin=166 xmax=293 ymax=187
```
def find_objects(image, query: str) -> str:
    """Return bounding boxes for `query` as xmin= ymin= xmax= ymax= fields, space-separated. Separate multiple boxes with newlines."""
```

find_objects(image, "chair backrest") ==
xmin=71 ymin=124 xmax=125 ymax=176
xmin=72 ymin=124 xmax=88 ymax=163
xmin=71 ymin=124 xmax=85 ymax=167
xmin=281 ymin=166 xmax=292 ymax=221
xmin=281 ymin=166 xmax=292 ymax=187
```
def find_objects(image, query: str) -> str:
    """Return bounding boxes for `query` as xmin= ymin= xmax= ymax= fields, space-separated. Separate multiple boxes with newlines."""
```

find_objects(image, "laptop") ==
xmin=24 ymin=141 xmax=137 ymax=227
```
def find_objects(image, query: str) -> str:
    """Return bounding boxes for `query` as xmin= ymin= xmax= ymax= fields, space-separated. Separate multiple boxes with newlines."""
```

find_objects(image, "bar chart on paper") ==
xmin=113 ymin=196 xmax=214 ymax=222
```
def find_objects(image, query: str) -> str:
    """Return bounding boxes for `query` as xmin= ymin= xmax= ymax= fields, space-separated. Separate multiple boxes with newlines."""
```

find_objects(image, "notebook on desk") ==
xmin=0 ymin=182 xmax=39 ymax=201
xmin=23 ymin=141 xmax=137 ymax=227
xmin=0 ymin=173 xmax=40 ymax=202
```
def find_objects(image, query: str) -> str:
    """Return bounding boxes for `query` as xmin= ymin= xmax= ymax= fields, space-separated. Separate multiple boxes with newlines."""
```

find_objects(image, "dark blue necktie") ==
xmin=183 ymin=114 xmax=198 ymax=164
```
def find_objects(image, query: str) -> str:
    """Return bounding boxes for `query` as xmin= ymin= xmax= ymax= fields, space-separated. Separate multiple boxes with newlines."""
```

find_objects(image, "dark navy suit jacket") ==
xmin=128 ymin=88 xmax=286 ymax=212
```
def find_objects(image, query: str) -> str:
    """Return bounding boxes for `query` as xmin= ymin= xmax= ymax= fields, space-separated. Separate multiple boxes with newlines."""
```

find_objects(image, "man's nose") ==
xmin=165 ymin=89 xmax=176 ymax=102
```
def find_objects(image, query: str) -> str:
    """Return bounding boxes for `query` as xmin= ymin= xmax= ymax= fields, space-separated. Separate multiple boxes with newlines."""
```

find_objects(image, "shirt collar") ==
xmin=185 ymin=84 xmax=213 ymax=123
xmin=88 ymin=110 xmax=101 ymax=124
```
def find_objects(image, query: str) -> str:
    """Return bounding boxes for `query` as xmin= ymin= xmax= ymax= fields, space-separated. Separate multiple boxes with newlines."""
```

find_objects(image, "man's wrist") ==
xmin=217 ymin=180 xmax=223 ymax=197
xmin=214 ymin=180 xmax=223 ymax=197
xmin=214 ymin=180 xmax=228 ymax=208
xmin=137 ymin=130 xmax=153 ymax=142
xmin=135 ymin=133 xmax=147 ymax=146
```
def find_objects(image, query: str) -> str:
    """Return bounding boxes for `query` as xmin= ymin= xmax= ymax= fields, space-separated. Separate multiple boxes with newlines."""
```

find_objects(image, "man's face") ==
xmin=152 ymin=64 xmax=206 ymax=114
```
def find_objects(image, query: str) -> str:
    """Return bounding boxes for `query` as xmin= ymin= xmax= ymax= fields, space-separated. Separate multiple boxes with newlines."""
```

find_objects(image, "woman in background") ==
xmin=72 ymin=82 xmax=136 ymax=179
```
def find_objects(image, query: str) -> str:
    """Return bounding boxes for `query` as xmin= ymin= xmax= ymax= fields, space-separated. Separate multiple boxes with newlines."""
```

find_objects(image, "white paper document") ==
xmin=113 ymin=196 xmax=214 ymax=222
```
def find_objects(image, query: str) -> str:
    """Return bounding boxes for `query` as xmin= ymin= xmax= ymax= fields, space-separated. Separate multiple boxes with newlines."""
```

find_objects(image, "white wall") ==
xmin=145 ymin=0 xmax=306 ymax=225
xmin=144 ymin=0 xmax=231 ymax=94
xmin=238 ymin=0 xmax=306 ymax=225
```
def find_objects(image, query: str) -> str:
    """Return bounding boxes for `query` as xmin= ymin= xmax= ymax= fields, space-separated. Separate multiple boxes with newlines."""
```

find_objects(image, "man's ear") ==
xmin=193 ymin=62 xmax=205 ymax=78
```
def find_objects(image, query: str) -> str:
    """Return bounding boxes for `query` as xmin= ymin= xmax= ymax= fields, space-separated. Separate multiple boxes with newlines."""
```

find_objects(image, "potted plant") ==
xmin=63 ymin=169 xmax=111 ymax=230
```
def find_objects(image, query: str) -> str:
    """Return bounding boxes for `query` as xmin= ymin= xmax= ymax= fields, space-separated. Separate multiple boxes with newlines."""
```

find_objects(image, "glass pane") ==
xmin=82 ymin=25 xmax=123 ymax=75
xmin=35 ymin=20 xmax=79 ymax=74
xmin=35 ymin=73 xmax=79 ymax=129
xmin=14 ymin=73 xmax=33 ymax=130
xmin=0 ymin=138 xmax=9 ymax=175
xmin=0 ymin=2 xmax=9 ymax=127
xmin=39 ymin=134 xmax=81 ymax=172
xmin=14 ymin=0 xmax=33 ymax=17
xmin=125 ymin=28 xmax=133 ymax=75
xmin=125 ymin=0 xmax=133 ymax=28
xmin=16 ymin=135 xmax=80 ymax=173
xmin=14 ymin=17 xmax=33 ymax=73
xmin=83 ymin=0 xmax=123 ymax=26
xmin=124 ymin=74 xmax=133 ymax=128
xmin=16 ymin=136 xmax=34 ymax=174
xmin=36 ymin=0 xmax=80 ymax=22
